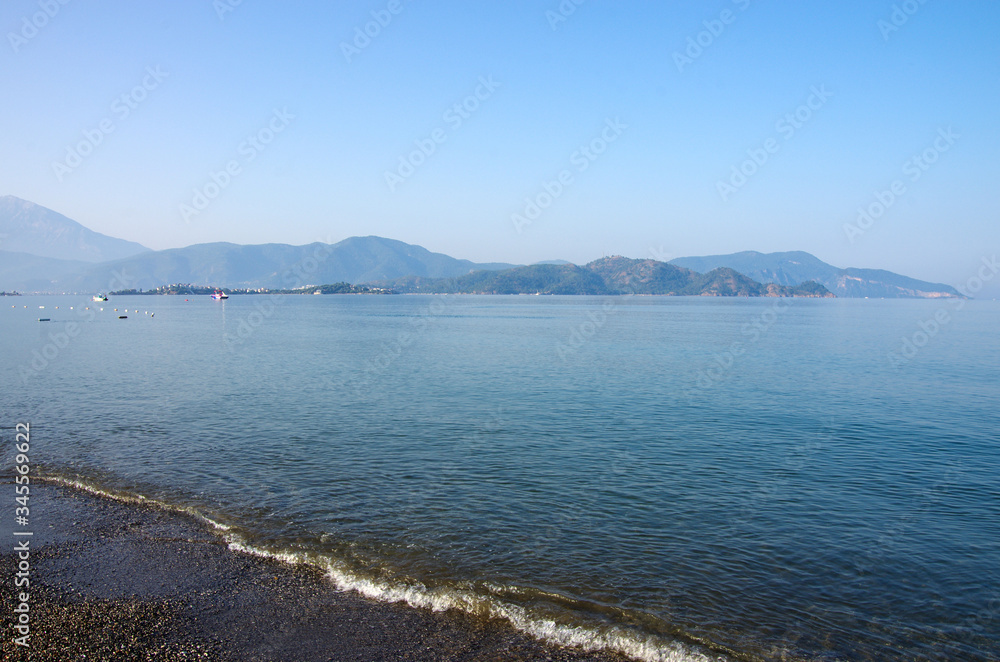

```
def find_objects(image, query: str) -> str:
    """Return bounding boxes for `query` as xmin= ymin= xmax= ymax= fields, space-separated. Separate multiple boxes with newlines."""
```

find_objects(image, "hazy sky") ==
xmin=3 ymin=1 xmax=998 ymax=291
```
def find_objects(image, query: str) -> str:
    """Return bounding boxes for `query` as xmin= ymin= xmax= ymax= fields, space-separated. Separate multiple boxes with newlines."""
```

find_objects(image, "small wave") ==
xmin=41 ymin=472 xmax=726 ymax=662
xmin=228 ymin=539 xmax=727 ymax=662
xmin=39 ymin=474 xmax=233 ymax=532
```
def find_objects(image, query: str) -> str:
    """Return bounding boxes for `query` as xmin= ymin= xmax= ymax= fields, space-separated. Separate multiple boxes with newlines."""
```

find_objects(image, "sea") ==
xmin=2 ymin=293 xmax=999 ymax=661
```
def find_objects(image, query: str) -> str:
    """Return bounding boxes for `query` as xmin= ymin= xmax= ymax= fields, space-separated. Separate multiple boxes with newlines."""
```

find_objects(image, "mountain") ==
xmin=60 ymin=236 xmax=518 ymax=292
xmin=669 ymin=250 xmax=962 ymax=298
xmin=585 ymin=257 xmax=699 ymax=294
xmin=0 ymin=195 xmax=150 ymax=263
xmin=0 ymin=197 xmax=961 ymax=298
xmin=377 ymin=263 xmax=614 ymax=295
xmin=372 ymin=257 xmax=834 ymax=297
xmin=0 ymin=250 xmax=90 ymax=292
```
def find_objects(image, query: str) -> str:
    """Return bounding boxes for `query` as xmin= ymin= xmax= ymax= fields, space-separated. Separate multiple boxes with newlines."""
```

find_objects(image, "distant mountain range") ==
xmin=377 ymin=258 xmax=833 ymax=297
xmin=0 ymin=196 xmax=964 ymax=298
xmin=0 ymin=195 xmax=149 ymax=263
xmin=670 ymin=251 xmax=963 ymax=299
xmin=58 ymin=236 xmax=518 ymax=292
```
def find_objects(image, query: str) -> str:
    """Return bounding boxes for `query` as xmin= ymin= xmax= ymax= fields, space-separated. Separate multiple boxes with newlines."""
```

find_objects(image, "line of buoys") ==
xmin=10 ymin=302 xmax=156 ymax=318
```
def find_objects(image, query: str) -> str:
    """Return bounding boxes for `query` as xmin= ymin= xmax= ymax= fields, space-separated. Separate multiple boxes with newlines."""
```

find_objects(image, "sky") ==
xmin=2 ymin=0 xmax=998 ymax=292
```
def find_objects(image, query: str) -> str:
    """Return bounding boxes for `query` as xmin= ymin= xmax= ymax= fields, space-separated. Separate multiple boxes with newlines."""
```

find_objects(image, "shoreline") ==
xmin=1 ymin=479 xmax=634 ymax=661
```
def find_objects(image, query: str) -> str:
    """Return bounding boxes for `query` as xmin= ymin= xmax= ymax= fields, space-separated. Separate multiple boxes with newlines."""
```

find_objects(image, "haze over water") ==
xmin=3 ymin=294 xmax=999 ymax=661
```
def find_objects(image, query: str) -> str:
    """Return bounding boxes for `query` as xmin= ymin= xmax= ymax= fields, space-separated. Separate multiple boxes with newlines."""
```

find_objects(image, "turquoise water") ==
xmin=2 ymin=294 xmax=999 ymax=661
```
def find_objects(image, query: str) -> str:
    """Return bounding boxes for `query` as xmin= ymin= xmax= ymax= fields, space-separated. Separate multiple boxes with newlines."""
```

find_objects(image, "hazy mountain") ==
xmin=0 ymin=250 xmax=90 ymax=292
xmin=62 ymin=236 xmax=518 ymax=292
xmin=585 ymin=257 xmax=832 ymax=296
xmin=0 ymin=195 xmax=150 ymax=262
xmin=377 ymin=263 xmax=614 ymax=295
xmin=585 ymin=257 xmax=700 ymax=294
xmin=373 ymin=257 xmax=834 ymax=297
xmin=669 ymin=250 xmax=962 ymax=298
xmin=0 ymin=197 xmax=962 ymax=298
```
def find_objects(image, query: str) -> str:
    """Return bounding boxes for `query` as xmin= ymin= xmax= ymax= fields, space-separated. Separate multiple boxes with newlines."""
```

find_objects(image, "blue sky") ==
xmin=2 ymin=0 xmax=998 ymax=291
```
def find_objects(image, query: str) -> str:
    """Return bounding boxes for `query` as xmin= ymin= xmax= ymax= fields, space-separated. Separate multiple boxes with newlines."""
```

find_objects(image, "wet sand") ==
xmin=0 ymin=479 xmax=629 ymax=661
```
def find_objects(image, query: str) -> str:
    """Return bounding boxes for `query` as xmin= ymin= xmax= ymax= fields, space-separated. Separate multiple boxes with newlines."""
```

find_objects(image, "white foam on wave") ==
xmin=41 ymin=474 xmax=233 ymax=531
xmin=42 ymin=475 xmax=149 ymax=504
xmin=45 ymin=474 xmax=724 ymax=661
xmin=228 ymin=538 xmax=725 ymax=662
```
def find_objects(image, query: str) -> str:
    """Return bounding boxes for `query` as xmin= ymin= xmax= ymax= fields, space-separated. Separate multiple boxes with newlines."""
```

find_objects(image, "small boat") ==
xmin=92 ymin=294 xmax=108 ymax=302
xmin=211 ymin=290 xmax=229 ymax=300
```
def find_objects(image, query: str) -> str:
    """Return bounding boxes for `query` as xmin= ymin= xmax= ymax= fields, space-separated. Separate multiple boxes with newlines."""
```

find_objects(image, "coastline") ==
xmin=1 ymin=479 xmax=631 ymax=662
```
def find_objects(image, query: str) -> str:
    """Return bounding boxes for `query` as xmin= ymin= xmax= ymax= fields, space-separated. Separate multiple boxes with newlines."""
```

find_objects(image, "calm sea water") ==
xmin=2 ymin=294 xmax=999 ymax=661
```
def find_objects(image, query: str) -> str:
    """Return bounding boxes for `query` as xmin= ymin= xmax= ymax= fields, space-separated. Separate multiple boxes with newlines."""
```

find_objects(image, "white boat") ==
xmin=211 ymin=290 xmax=229 ymax=300
xmin=92 ymin=294 xmax=108 ymax=302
